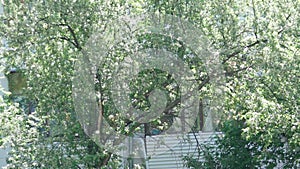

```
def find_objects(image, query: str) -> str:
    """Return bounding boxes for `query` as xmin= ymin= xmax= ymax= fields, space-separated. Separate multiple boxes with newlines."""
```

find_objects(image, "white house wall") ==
xmin=0 ymin=2 xmax=9 ymax=168
xmin=0 ymin=71 xmax=9 ymax=168
xmin=146 ymin=132 xmax=220 ymax=169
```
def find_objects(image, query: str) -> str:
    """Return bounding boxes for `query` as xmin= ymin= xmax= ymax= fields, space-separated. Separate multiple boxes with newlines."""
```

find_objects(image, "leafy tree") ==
xmin=179 ymin=0 xmax=300 ymax=168
xmin=0 ymin=0 xmax=299 ymax=169
xmin=0 ymin=0 xmax=127 ymax=168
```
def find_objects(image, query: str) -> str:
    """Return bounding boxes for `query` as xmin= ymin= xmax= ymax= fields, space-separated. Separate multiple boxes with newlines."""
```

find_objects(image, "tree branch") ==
xmin=225 ymin=64 xmax=254 ymax=77
xmin=54 ymin=36 xmax=78 ymax=48
xmin=221 ymin=39 xmax=267 ymax=64
xmin=59 ymin=18 xmax=82 ymax=50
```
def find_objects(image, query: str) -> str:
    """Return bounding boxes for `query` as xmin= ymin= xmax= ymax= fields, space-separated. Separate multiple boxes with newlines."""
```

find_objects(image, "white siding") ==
xmin=146 ymin=132 xmax=220 ymax=169
xmin=0 ymin=76 xmax=9 ymax=167
xmin=0 ymin=147 xmax=10 ymax=168
xmin=0 ymin=72 xmax=9 ymax=168
xmin=0 ymin=2 xmax=10 ymax=168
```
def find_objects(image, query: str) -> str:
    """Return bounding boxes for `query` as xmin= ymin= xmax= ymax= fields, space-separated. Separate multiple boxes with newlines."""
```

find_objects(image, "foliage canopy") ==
xmin=0 ymin=0 xmax=299 ymax=168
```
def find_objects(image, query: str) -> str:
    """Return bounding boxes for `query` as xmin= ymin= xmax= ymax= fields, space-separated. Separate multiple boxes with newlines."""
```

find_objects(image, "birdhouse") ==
xmin=6 ymin=68 xmax=27 ymax=96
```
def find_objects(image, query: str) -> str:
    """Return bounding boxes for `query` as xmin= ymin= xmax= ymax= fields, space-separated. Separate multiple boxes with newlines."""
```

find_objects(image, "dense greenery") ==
xmin=0 ymin=0 xmax=299 ymax=169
